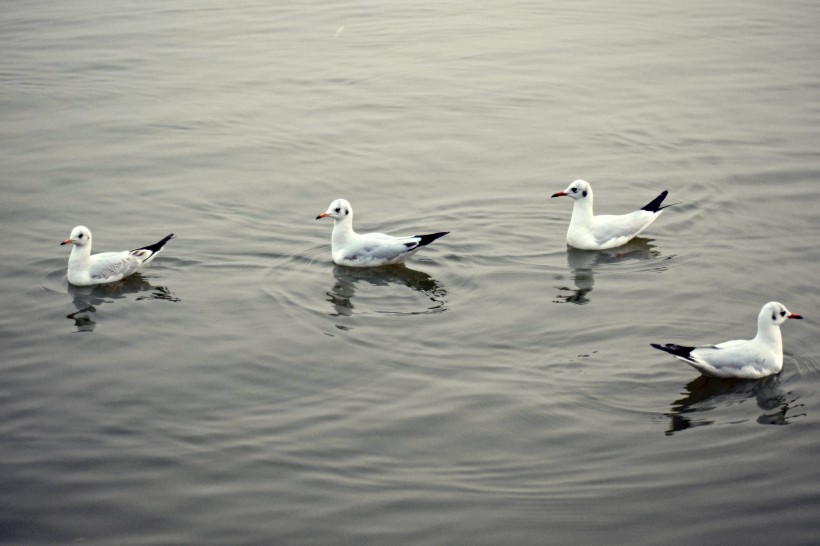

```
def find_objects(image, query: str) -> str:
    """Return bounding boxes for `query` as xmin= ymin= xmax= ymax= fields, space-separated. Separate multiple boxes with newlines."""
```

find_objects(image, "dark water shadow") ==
xmin=327 ymin=264 xmax=447 ymax=318
xmin=664 ymin=374 xmax=804 ymax=436
xmin=65 ymin=273 xmax=180 ymax=332
xmin=555 ymin=238 xmax=662 ymax=304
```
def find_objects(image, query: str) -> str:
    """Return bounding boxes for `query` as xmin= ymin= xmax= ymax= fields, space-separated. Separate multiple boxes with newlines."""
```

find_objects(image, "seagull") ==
xmin=316 ymin=198 xmax=448 ymax=267
xmin=60 ymin=226 xmax=174 ymax=286
xmin=551 ymin=180 xmax=670 ymax=250
xmin=651 ymin=302 xmax=803 ymax=379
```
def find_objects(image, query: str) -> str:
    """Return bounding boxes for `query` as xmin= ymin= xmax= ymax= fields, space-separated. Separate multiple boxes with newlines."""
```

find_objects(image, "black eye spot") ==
xmin=334 ymin=207 xmax=341 ymax=213
xmin=780 ymin=311 xmax=786 ymax=317
xmin=772 ymin=314 xmax=777 ymax=320
xmin=582 ymin=190 xmax=588 ymax=197
xmin=571 ymin=187 xmax=577 ymax=193
xmin=345 ymin=209 xmax=349 ymax=215
xmin=78 ymin=233 xmax=83 ymax=238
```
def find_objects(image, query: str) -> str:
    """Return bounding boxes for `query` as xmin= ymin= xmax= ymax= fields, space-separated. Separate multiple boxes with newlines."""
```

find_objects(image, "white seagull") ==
xmin=60 ymin=225 xmax=174 ymax=286
xmin=551 ymin=180 xmax=670 ymax=250
xmin=316 ymin=198 xmax=448 ymax=267
xmin=651 ymin=302 xmax=803 ymax=379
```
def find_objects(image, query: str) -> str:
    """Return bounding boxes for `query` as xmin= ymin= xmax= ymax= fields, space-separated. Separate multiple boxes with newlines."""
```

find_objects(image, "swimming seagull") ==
xmin=551 ymin=180 xmax=670 ymax=250
xmin=651 ymin=302 xmax=803 ymax=379
xmin=316 ymin=198 xmax=448 ymax=267
xmin=60 ymin=225 xmax=174 ymax=286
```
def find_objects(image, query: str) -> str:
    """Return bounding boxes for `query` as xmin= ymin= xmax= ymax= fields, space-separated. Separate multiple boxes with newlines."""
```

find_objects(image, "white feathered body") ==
xmin=67 ymin=247 xmax=163 ymax=286
xmin=652 ymin=302 xmax=802 ymax=379
xmin=62 ymin=226 xmax=173 ymax=286
xmin=566 ymin=204 xmax=662 ymax=250
xmin=681 ymin=333 xmax=784 ymax=379
xmin=318 ymin=199 xmax=448 ymax=267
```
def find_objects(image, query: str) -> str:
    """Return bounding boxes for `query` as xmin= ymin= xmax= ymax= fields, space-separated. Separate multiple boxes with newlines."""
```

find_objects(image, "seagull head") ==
xmin=316 ymin=199 xmax=352 ymax=222
xmin=61 ymin=225 xmax=92 ymax=247
xmin=762 ymin=301 xmax=803 ymax=326
xmin=551 ymin=180 xmax=592 ymax=201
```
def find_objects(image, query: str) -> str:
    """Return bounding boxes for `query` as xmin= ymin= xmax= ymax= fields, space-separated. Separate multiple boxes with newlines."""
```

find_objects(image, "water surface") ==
xmin=2 ymin=1 xmax=820 ymax=544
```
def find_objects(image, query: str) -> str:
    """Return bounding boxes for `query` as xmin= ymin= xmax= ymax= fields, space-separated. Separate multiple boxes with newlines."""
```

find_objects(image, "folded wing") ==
xmin=591 ymin=210 xmax=658 ymax=247
xmin=88 ymin=251 xmax=146 ymax=282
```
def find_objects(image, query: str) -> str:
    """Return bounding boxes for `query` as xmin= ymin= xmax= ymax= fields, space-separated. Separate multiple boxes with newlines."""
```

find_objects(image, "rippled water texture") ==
xmin=2 ymin=1 xmax=819 ymax=544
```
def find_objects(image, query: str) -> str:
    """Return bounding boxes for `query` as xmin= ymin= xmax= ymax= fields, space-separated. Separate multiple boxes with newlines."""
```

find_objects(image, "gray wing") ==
xmin=591 ymin=210 xmax=658 ymax=246
xmin=88 ymin=250 xmax=146 ymax=282
xmin=339 ymin=233 xmax=420 ymax=265
xmin=689 ymin=341 xmax=775 ymax=378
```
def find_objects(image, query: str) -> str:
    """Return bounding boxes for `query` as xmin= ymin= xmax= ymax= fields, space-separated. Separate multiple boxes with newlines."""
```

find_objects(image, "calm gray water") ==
xmin=2 ymin=1 xmax=820 ymax=544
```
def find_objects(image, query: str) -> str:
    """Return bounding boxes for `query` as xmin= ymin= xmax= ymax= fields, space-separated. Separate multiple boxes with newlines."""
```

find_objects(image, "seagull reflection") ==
xmin=66 ymin=273 xmax=179 ymax=332
xmin=327 ymin=264 xmax=447 ymax=317
xmin=556 ymin=238 xmax=660 ymax=304
xmin=664 ymin=374 xmax=802 ymax=435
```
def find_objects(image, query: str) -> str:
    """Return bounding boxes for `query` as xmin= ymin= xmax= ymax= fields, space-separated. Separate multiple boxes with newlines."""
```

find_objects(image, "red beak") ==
xmin=60 ymin=239 xmax=73 ymax=246
xmin=551 ymin=192 xmax=567 ymax=198
xmin=788 ymin=313 xmax=803 ymax=320
xmin=316 ymin=212 xmax=329 ymax=220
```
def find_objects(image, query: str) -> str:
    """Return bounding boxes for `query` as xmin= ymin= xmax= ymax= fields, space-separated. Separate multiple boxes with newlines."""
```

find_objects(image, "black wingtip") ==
xmin=134 ymin=233 xmax=175 ymax=254
xmin=413 ymin=231 xmax=449 ymax=247
xmin=641 ymin=190 xmax=670 ymax=212
xmin=650 ymin=343 xmax=695 ymax=360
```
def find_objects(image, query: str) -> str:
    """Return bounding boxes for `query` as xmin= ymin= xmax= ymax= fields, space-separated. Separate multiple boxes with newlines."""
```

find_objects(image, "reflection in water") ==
xmin=556 ymin=238 xmax=661 ymax=304
xmin=66 ymin=273 xmax=180 ymax=332
xmin=327 ymin=265 xmax=447 ymax=317
xmin=665 ymin=375 xmax=804 ymax=435
xmin=66 ymin=305 xmax=97 ymax=332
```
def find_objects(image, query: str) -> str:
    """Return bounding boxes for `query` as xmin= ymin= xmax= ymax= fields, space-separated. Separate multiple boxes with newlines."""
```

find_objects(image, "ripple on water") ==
xmin=664 ymin=374 xmax=806 ymax=435
xmin=551 ymin=237 xmax=675 ymax=305
xmin=39 ymin=264 xmax=180 ymax=333
xmin=262 ymin=248 xmax=450 ymax=322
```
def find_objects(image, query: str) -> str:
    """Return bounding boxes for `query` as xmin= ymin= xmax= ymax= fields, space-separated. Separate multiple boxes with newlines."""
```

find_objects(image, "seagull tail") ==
xmin=641 ymin=190 xmax=672 ymax=212
xmin=413 ymin=232 xmax=449 ymax=248
xmin=650 ymin=343 xmax=696 ymax=361
xmin=133 ymin=233 xmax=175 ymax=254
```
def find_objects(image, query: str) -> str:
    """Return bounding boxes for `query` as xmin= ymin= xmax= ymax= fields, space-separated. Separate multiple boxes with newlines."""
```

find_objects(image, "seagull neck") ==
xmin=754 ymin=317 xmax=783 ymax=349
xmin=68 ymin=243 xmax=91 ymax=266
xmin=570 ymin=197 xmax=594 ymax=226
xmin=331 ymin=217 xmax=355 ymax=242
